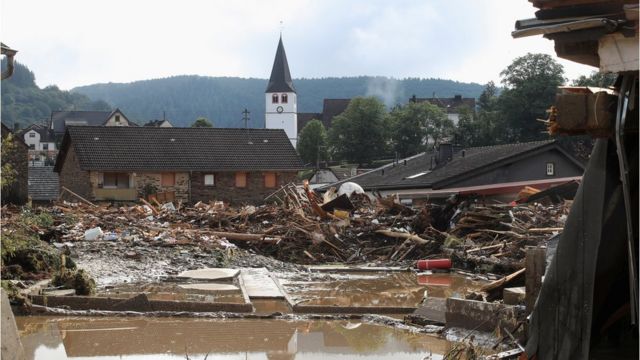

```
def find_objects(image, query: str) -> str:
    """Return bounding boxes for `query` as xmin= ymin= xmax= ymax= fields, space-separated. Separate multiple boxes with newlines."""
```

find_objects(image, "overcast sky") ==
xmin=1 ymin=0 xmax=595 ymax=90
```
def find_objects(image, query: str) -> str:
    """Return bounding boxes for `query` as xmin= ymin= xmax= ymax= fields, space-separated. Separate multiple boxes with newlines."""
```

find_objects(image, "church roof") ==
xmin=266 ymin=36 xmax=296 ymax=93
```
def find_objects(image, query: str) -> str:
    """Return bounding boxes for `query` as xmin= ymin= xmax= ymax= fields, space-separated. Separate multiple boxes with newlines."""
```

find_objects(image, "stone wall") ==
xmin=191 ymin=171 xmax=297 ymax=205
xmin=58 ymin=144 xmax=92 ymax=201
xmin=134 ymin=172 xmax=189 ymax=203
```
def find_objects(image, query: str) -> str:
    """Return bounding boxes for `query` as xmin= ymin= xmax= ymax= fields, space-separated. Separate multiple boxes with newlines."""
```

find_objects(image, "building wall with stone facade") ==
xmin=58 ymin=144 xmax=92 ymax=201
xmin=134 ymin=172 xmax=190 ymax=203
xmin=191 ymin=171 xmax=297 ymax=204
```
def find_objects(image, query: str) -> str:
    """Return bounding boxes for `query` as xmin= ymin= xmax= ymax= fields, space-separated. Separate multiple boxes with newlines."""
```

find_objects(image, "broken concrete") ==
xmin=178 ymin=283 xmax=240 ymax=291
xmin=177 ymin=268 xmax=239 ymax=281
xmin=503 ymin=287 xmax=525 ymax=305
xmin=1 ymin=289 xmax=26 ymax=360
xmin=240 ymin=268 xmax=284 ymax=299
xmin=445 ymin=297 xmax=520 ymax=333
xmin=406 ymin=297 xmax=446 ymax=325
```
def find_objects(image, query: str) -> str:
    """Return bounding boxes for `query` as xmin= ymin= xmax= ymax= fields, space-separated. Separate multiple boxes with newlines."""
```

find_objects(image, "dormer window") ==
xmin=272 ymin=94 xmax=279 ymax=104
xmin=115 ymin=115 xmax=121 ymax=123
xmin=281 ymin=94 xmax=288 ymax=104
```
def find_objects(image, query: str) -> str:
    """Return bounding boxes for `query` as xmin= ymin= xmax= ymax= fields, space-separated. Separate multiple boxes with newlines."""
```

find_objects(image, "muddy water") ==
xmin=280 ymin=272 xmax=485 ymax=307
xmin=17 ymin=316 xmax=454 ymax=360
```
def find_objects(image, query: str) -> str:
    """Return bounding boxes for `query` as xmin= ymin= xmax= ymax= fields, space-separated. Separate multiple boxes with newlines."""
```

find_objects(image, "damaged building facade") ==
xmin=54 ymin=126 xmax=304 ymax=204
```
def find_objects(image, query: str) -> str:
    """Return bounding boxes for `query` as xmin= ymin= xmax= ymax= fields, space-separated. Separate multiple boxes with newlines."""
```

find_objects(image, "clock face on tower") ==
xmin=276 ymin=106 xmax=284 ymax=113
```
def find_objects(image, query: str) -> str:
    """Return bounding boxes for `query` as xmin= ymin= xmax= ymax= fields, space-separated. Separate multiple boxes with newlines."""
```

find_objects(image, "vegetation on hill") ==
xmin=0 ymin=60 xmax=111 ymax=129
xmin=72 ymin=76 xmax=486 ymax=127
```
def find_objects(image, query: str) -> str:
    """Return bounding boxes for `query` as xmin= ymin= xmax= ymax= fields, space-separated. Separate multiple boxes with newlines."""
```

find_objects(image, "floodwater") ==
xmin=279 ymin=272 xmax=485 ymax=307
xmin=17 ymin=316 xmax=454 ymax=360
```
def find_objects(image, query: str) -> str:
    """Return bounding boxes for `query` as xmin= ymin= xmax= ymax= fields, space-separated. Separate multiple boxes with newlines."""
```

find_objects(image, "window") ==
xmin=29 ymin=132 xmax=36 ymax=138
xmin=281 ymin=94 xmax=288 ymax=104
xmin=264 ymin=172 xmax=277 ymax=188
xmin=42 ymin=143 xmax=49 ymax=150
xmin=115 ymin=115 xmax=121 ymax=123
xmin=161 ymin=173 xmax=175 ymax=186
xmin=546 ymin=162 xmax=555 ymax=176
xmin=29 ymin=144 xmax=35 ymax=150
xmin=235 ymin=172 xmax=247 ymax=188
xmin=272 ymin=94 xmax=279 ymax=104
xmin=104 ymin=173 xmax=130 ymax=188
xmin=204 ymin=174 xmax=215 ymax=186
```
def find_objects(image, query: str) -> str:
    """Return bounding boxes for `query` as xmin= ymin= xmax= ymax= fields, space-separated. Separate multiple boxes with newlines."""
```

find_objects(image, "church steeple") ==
xmin=266 ymin=36 xmax=296 ymax=93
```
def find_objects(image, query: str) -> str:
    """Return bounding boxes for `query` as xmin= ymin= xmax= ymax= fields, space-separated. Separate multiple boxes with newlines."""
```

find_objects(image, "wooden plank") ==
xmin=525 ymin=247 xmax=546 ymax=313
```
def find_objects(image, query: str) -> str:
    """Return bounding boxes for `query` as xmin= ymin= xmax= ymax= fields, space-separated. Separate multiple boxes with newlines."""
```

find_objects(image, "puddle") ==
xmin=96 ymin=281 xmax=246 ymax=303
xmin=279 ymin=272 xmax=485 ymax=307
xmin=17 ymin=316 xmax=456 ymax=359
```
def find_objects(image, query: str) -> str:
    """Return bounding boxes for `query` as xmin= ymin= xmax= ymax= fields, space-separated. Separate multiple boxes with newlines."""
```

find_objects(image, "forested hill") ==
xmin=72 ymin=76 xmax=486 ymax=128
xmin=1 ymin=60 xmax=111 ymax=128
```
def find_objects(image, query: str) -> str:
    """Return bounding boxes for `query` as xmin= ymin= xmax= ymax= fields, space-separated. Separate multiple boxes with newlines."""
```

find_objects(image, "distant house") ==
xmin=17 ymin=123 xmax=57 ymax=166
xmin=51 ymin=109 xmax=134 ymax=138
xmin=297 ymin=99 xmax=351 ymax=132
xmin=305 ymin=167 xmax=356 ymax=189
xmin=409 ymin=94 xmax=476 ymax=125
xmin=1 ymin=123 xmax=28 ymax=205
xmin=143 ymin=119 xmax=173 ymax=127
xmin=28 ymin=166 xmax=59 ymax=203
xmin=54 ymin=126 xmax=305 ymax=204
xmin=322 ymin=140 xmax=585 ymax=204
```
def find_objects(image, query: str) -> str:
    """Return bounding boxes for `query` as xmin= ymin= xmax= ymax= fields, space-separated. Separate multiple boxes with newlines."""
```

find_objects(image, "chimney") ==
xmin=438 ymin=143 xmax=453 ymax=165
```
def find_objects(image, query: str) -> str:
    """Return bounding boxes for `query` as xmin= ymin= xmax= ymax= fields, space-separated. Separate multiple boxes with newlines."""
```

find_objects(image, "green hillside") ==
xmin=73 ymin=76 xmax=486 ymax=128
xmin=0 ymin=60 xmax=111 ymax=128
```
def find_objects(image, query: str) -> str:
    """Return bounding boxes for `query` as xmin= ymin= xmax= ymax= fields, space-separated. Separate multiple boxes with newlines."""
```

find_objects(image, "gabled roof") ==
xmin=18 ymin=123 xmax=56 ymax=142
xmin=143 ymin=119 xmax=173 ymax=127
xmin=265 ymin=36 xmax=296 ymax=93
xmin=322 ymin=140 xmax=585 ymax=191
xmin=1 ymin=123 xmax=27 ymax=147
xmin=321 ymin=99 xmax=351 ymax=128
xmin=28 ymin=166 xmax=59 ymax=201
xmin=51 ymin=111 xmax=112 ymax=134
xmin=54 ymin=126 xmax=305 ymax=173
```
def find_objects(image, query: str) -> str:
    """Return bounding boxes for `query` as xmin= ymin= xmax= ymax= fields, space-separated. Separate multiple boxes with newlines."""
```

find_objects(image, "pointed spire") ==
xmin=266 ymin=36 xmax=296 ymax=93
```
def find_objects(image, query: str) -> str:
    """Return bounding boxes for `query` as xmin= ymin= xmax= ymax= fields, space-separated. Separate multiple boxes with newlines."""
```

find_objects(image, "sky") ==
xmin=1 ymin=0 xmax=596 ymax=90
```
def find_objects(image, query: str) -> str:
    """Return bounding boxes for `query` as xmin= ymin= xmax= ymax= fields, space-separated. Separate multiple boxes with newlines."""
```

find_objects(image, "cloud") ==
xmin=0 ymin=0 xmax=595 ymax=89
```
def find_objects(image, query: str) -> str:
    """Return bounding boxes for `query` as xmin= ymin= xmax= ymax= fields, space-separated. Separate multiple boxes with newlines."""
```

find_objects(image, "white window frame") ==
xmin=546 ymin=162 xmax=555 ymax=176
xmin=204 ymin=174 xmax=215 ymax=186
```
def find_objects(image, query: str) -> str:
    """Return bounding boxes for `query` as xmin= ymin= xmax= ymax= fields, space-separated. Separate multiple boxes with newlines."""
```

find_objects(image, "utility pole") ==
xmin=242 ymin=108 xmax=250 ymax=128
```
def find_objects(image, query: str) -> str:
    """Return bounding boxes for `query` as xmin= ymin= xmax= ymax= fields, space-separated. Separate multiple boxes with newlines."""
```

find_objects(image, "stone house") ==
xmin=1 ymin=123 xmax=29 ymax=205
xmin=54 ymin=126 xmax=304 ymax=204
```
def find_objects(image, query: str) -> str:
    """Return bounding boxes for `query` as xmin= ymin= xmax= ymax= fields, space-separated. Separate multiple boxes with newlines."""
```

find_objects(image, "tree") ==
xmin=498 ymin=53 xmax=565 ymax=142
xmin=390 ymin=101 xmax=453 ymax=158
xmin=572 ymin=71 xmax=616 ymax=87
xmin=1 ymin=133 xmax=17 ymax=189
xmin=297 ymin=119 xmax=328 ymax=166
xmin=328 ymin=97 xmax=389 ymax=165
xmin=477 ymin=81 xmax=498 ymax=112
xmin=191 ymin=117 xmax=213 ymax=127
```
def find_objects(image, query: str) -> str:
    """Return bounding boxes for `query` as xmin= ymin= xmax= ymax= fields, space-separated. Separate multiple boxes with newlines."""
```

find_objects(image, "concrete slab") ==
xmin=445 ymin=298 xmax=519 ymax=332
xmin=1 ymin=289 xmax=26 ymax=360
xmin=177 ymin=268 xmax=239 ymax=281
xmin=42 ymin=289 xmax=76 ymax=296
xmin=406 ymin=298 xmax=446 ymax=325
xmin=240 ymin=268 xmax=284 ymax=299
xmin=178 ymin=284 xmax=239 ymax=292
xmin=503 ymin=287 xmax=525 ymax=305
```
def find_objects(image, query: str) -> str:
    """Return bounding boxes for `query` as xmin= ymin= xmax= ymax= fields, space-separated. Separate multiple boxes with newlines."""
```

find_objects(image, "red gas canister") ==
xmin=416 ymin=258 xmax=452 ymax=271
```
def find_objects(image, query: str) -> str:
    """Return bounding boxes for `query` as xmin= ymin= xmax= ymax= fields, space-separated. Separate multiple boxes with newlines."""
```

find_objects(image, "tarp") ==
xmin=525 ymin=139 xmax=638 ymax=359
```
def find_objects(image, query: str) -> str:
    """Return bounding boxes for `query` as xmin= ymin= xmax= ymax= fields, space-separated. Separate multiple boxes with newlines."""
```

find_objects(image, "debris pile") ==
xmin=2 ymin=184 xmax=572 ymax=277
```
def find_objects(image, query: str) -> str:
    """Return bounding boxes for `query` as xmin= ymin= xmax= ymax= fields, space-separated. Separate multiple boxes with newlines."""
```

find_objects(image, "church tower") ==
xmin=265 ymin=36 xmax=297 ymax=147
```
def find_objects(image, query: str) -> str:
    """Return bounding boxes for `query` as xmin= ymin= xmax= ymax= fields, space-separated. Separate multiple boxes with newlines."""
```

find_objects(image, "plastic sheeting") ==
xmin=525 ymin=139 xmax=638 ymax=359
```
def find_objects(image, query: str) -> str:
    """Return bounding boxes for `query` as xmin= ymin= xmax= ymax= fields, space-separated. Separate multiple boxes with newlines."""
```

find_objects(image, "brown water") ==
xmin=17 ymin=316 xmax=454 ymax=360
xmin=280 ymin=272 xmax=485 ymax=307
